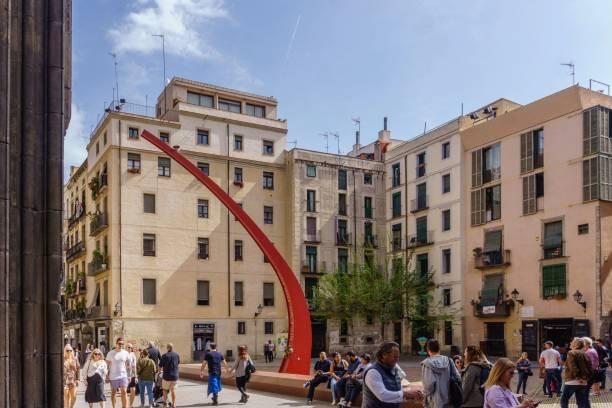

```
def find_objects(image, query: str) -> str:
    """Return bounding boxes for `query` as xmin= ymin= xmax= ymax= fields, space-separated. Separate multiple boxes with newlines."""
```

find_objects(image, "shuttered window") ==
xmin=197 ymin=280 xmax=210 ymax=305
xmin=583 ymin=107 xmax=611 ymax=155
xmin=599 ymin=155 xmax=612 ymax=201
xmin=471 ymin=149 xmax=483 ymax=188
xmin=521 ymin=132 xmax=534 ymax=174
xmin=583 ymin=157 xmax=598 ymax=202
xmin=143 ymin=194 xmax=156 ymax=213
xmin=542 ymin=264 xmax=566 ymax=299
xmin=263 ymin=283 xmax=275 ymax=306
xmin=234 ymin=281 xmax=244 ymax=306
xmin=523 ymin=174 xmax=536 ymax=215
xmin=481 ymin=274 xmax=503 ymax=306
xmin=143 ymin=279 xmax=156 ymax=305
xmin=392 ymin=192 xmax=402 ymax=218
xmin=471 ymin=189 xmax=485 ymax=226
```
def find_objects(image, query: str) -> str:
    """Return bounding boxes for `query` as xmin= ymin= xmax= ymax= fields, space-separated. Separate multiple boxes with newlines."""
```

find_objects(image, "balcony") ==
xmin=407 ymin=231 xmax=434 ymax=248
xmin=542 ymin=241 xmax=564 ymax=260
xmin=67 ymin=203 xmax=86 ymax=229
xmin=391 ymin=238 xmax=404 ymax=252
xmin=87 ymin=255 xmax=108 ymax=276
xmin=473 ymin=301 xmax=513 ymax=318
xmin=410 ymin=196 xmax=429 ymax=213
xmin=301 ymin=261 xmax=328 ymax=274
xmin=86 ymin=305 xmax=110 ymax=319
xmin=364 ymin=235 xmax=378 ymax=248
xmin=64 ymin=280 xmax=76 ymax=297
xmin=474 ymin=249 xmax=512 ymax=269
xmin=336 ymin=232 xmax=352 ymax=246
xmin=76 ymin=278 xmax=87 ymax=294
xmin=304 ymin=232 xmax=321 ymax=243
xmin=89 ymin=212 xmax=109 ymax=236
xmin=65 ymin=241 xmax=85 ymax=261
xmin=64 ymin=309 xmax=86 ymax=322
xmin=89 ymin=173 xmax=108 ymax=200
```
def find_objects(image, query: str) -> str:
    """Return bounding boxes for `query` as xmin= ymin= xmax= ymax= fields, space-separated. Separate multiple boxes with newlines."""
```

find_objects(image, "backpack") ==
xmin=447 ymin=357 xmax=463 ymax=408
xmin=245 ymin=359 xmax=256 ymax=382
xmin=478 ymin=364 xmax=491 ymax=395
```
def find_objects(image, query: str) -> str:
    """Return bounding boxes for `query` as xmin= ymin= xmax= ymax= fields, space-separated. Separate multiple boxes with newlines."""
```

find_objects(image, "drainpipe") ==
xmin=118 ymin=119 xmax=123 ymax=330
xmin=596 ymin=204 xmax=601 ymax=335
xmin=227 ymin=123 xmax=231 ymax=318
xmin=352 ymin=169 xmax=357 ymax=250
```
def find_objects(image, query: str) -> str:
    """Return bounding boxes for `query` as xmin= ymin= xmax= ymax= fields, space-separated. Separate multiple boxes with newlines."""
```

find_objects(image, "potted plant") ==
xmin=88 ymin=176 xmax=100 ymax=200
xmin=92 ymin=249 xmax=106 ymax=270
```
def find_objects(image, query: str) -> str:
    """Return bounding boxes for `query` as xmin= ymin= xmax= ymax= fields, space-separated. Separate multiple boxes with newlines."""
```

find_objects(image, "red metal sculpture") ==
xmin=140 ymin=130 xmax=312 ymax=374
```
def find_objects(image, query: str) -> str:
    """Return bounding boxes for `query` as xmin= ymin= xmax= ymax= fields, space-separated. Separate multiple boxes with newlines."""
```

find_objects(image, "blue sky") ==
xmin=66 ymin=0 xmax=612 ymax=176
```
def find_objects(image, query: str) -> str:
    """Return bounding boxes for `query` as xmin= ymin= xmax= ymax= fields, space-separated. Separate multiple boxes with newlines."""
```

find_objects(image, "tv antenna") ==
xmin=330 ymin=131 xmax=340 ymax=155
xmin=560 ymin=62 xmax=575 ymax=85
xmin=152 ymin=34 xmax=167 ymax=115
xmin=319 ymin=132 xmax=330 ymax=153
xmin=109 ymin=52 xmax=120 ymax=102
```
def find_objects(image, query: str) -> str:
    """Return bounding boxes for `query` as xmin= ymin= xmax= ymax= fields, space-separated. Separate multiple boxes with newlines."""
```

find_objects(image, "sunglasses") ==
xmin=93 ymin=353 xmax=101 ymax=356
xmin=65 ymin=349 xmax=73 ymax=352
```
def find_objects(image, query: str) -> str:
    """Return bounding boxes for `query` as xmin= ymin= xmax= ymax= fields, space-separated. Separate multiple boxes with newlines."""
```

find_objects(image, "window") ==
xmin=364 ymin=222 xmax=374 ymax=246
xmin=264 ymin=206 xmax=273 ymax=224
xmin=442 ymin=142 xmax=450 ymax=159
xmin=234 ymin=167 xmax=243 ymax=184
xmin=307 ymin=190 xmax=316 ymax=212
xmin=196 ymin=129 xmax=209 ymax=145
xmin=264 ymin=321 xmax=274 ymax=335
xmin=95 ymin=142 xmax=99 ymax=155
xmin=198 ymin=237 xmax=209 ymax=260
xmin=364 ymin=251 xmax=374 ymax=269
xmin=340 ymin=320 xmax=348 ymax=337
xmin=103 ymin=131 xmax=107 ymax=145
xmin=483 ymin=143 xmax=501 ymax=184
xmin=197 ymin=199 xmax=209 ymax=218
xmin=338 ymin=169 xmax=347 ymax=190
xmin=337 ymin=248 xmax=348 ymax=273
xmin=442 ymin=248 xmax=451 ymax=274
xmin=481 ymin=274 xmax=503 ymax=306
xmin=583 ymin=157 xmax=598 ymax=202
xmin=472 ymin=184 xmax=501 ymax=226
xmin=416 ymin=152 xmax=426 ymax=178
xmin=442 ymin=174 xmax=451 ymax=194
xmin=219 ymin=98 xmax=241 ymax=113
xmin=263 ymin=172 xmax=274 ymax=189
xmin=234 ymin=281 xmax=244 ymax=306
xmin=415 ymin=183 xmax=427 ymax=210
xmin=443 ymin=288 xmax=451 ymax=306
xmin=237 ymin=321 xmax=246 ymax=335
xmin=392 ymin=192 xmax=401 ymax=218
xmin=234 ymin=240 xmax=243 ymax=261
xmin=143 ymin=194 xmax=156 ymax=213
xmin=264 ymin=254 xmax=270 ymax=263
xmin=187 ymin=91 xmax=213 ymax=108
xmin=337 ymin=219 xmax=349 ymax=244
xmin=543 ymin=220 xmax=563 ymax=259
xmin=520 ymin=129 xmax=544 ymax=173
xmin=234 ymin=135 xmax=243 ymax=151
xmin=444 ymin=321 xmax=453 ymax=345
xmin=197 ymin=162 xmax=209 ymax=176
xmin=364 ymin=173 xmax=372 ymax=184
xmin=583 ymin=106 xmax=611 ymax=156
xmin=197 ymin=280 xmax=210 ymax=305
xmin=442 ymin=209 xmax=451 ymax=231
xmin=128 ymin=127 xmax=139 ymax=139
xmin=542 ymin=264 xmax=567 ymax=299
xmin=338 ymin=193 xmax=346 ymax=215
xmin=392 ymin=163 xmax=401 ymax=187
xmin=263 ymin=140 xmax=274 ymax=155
xmin=160 ymin=132 xmax=170 ymax=143
xmin=263 ymin=283 xmax=274 ymax=306
xmin=305 ymin=277 xmax=318 ymax=306
xmin=143 ymin=279 xmax=156 ymax=305
xmin=306 ymin=164 xmax=316 ymax=177
xmin=392 ymin=223 xmax=402 ymax=251
xmin=578 ymin=224 xmax=589 ymax=235
xmin=127 ymin=153 xmax=141 ymax=172
xmin=523 ymin=172 xmax=544 ymax=215
xmin=158 ymin=157 xmax=171 ymax=177
xmin=143 ymin=234 xmax=156 ymax=256
xmin=246 ymin=103 xmax=265 ymax=118
xmin=306 ymin=217 xmax=317 ymax=237
xmin=415 ymin=216 xmax=428 ymax=245
xmin=364 ymin=197 xmax=373 ymax=219
xmin=306 ymin=246 xmax=317 ymax=273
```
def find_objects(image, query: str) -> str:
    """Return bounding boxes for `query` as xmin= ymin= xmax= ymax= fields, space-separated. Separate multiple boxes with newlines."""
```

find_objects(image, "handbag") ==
xmin=245 ymin=359 xmax=256 ymax=382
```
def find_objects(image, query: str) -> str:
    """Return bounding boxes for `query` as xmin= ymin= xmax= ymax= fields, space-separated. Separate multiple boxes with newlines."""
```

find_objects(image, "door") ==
xmin=311 ymin=319 xmax=327 ymax=357
xmin=540 ymin=319 xmax=573 ymax=351
xmin=522 ymin=320 xmax=539 ymax=361
xmin=573 ymin=319 xmax=590 ymax=338
xmin=484 ymin=322 xmax=505 ymax=356
xmin=393 ymin=322 xmax=402 ymax=353
xmin=193 ymin=323 xmax=215 ymax=362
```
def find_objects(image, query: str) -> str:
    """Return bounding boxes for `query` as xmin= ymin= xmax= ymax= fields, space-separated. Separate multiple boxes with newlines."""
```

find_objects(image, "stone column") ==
xmin=0 ymin=0 xmax=71 ymax=406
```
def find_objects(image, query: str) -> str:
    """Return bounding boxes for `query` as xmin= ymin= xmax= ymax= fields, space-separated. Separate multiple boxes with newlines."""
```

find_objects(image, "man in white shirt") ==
xmin=539 ymin=340 xmax=562 ymax=397
xmin=106 ymin=337 xmax=131 ymax=408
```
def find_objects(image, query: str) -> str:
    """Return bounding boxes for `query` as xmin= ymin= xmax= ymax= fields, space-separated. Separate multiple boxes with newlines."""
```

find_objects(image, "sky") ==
xmin=65 ymin=0 xmax=612 ymax=177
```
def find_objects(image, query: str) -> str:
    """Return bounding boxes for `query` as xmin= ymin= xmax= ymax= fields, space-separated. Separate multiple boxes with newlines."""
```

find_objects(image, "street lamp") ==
xmin=511 ymin=288 xmax=524 ymax=305
xmin=254 ymin=304 xmax=263 ymax=359
xmin=573 ymin=290 xmax=587 ymax=312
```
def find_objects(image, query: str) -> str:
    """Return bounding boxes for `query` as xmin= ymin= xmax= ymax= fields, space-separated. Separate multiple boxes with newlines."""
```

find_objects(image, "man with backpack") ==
xmin=421 ymin=339 xmax=462 ymax=408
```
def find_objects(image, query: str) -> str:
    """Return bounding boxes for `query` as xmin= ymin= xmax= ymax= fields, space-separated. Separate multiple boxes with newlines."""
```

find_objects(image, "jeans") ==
xmin=236 ymin=376 xmax=248 ymax=398
xmin=345 ymin=380 xmax=363 ymax=403
xmin=516 ymin=372 xmax=529 ymax=394
xmin=306 ymin=375 xmax=328 ymax=400
xmin=138 ymin=380 xmax=154 ymax=405
xmin=560 ymin=384 xmax=589 ymax=408
xmin=330 ymin=378 xmax=340 ymax=402
xmin=545 ymin=368 xmax=563 ymax=396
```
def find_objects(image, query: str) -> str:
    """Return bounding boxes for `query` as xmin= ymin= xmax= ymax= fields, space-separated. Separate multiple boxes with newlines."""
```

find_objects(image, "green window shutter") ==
xmin=542 ymin=264 xmax=566 ymax=299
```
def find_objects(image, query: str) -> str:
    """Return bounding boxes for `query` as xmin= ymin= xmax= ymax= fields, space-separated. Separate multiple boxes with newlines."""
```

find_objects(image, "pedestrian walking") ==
xmin=126 ymin=343 xmax=139 ymax=408
xmin=84 ymin=348 xmax=108 ymax=407
xmin=106 ymin=337 xmax=130 ymax=408
xmin=146 ymin=341 xmax=161 ymax=367
xmin=263 ymin=341 xmax=271 ymax=363
xmin=85 ymin=344 xmax=93 ymax=363
xmin=63 ymin=344 xmax=80 ymax=408
xmin=461 ymin=345 xmax=490 ymax=407
xmin=200 ymin=342 xmax=228 ymax=405
xmin=560 ymin=338 xmax=592 ymax=408
xmin=593 ymin=339 xmax=608 ymax=392
xmin=539 ymin=340 xmax=562 ymax=397
xmin=230 ymin=345 xmax=256 ymax=403
xmin=329 ymin=352 xmax=349 ymax=405
xmin=515 ymin=352 xmax=532 ymax=395
xmin=483 ymin=358 xmax=536 ymax=408
xmin=159 ymin=343 xmax=180 ymax=408
xmin=421 ymin=339 xmax=460 ymax=408
xmin=269 ymin=340 xmax=276 ymax=361
xmin=137 ymin=348 xmax=157 ymax=408
xmin=305 ymin=351 xmax=332 ymax=405
xmin=582 ymin=337 xmax=600 ymax=396
xmin=362 ymin=341 xmax=422 ymax=408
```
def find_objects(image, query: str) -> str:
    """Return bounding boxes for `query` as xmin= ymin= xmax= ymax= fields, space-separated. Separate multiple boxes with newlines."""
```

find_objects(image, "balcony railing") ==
xmin=473 ymin=301 xmax=512 ymax=318
xmin=87 ymin=256 xmax=108 ymax=276
xmin=64 ymin=309 xmax=86 ymax=322
xmin=474 ymin=249 xmax=512 ymax=269
xmin=304 ymin=232 xmax=321 ymax=243
xmin=301 ymin=261 xmax=328 ymax=274
xmin=76 ymin=278 xmax=87 ymax=294
xmin=410 ymin=196 xmax=429 ymax=213
xmin=542 ymin=241 xmax=564 ymax=259
xmin=65 ymin=241 xmax=85 ymax=261
xmin=407 ymin=231 xmax=434 ymax=247
xmin=364 ymin=235 xmax=378 ymax=248
xmin=89 ymin=173 xmax=108 ymax=200
xmin=336 ymin=232 xmax=352 ymax=246
xmin=89 ymin=100 xmax=155 ymax=142
xmin=391 ymin=238 xmax=404 ymax=252
xmin=89 ymin=212 xmax=109 ymax=236
xmin=67 ymin=203 xmax=86 ymax=229
xmin=86 ymin=305 xmax=110 ymax=319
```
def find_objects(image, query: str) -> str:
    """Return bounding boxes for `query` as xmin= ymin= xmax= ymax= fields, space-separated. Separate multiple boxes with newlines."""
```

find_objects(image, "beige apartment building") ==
xmin=463 ymin=85 xmax=612 ymax=359
xmin=63 ymin=78 xmax=291 ymax=361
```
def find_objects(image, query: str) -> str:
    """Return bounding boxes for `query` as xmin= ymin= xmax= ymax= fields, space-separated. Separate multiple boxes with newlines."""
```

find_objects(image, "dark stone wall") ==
xmin=0 ymin=0 xmax=71 ymax=406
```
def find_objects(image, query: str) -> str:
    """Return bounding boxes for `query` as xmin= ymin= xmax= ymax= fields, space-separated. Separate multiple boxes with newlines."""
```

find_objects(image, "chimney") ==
xmin=352 ymin=130 xmax=361 ymax=153
xmin=378 ymin=116 xmax=391 ymax=142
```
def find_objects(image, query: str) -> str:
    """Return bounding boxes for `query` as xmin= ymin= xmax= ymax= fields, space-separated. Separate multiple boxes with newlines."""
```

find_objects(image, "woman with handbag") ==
xmin=63 ymin=344 xmax=81 ymax=408
xmin=84 ymin=348 xmax=108 ymax=407
xmin=230 ymin=345 xmax=255 ymax=403
xmin=515 ymin=352 xmax=532 ymax=394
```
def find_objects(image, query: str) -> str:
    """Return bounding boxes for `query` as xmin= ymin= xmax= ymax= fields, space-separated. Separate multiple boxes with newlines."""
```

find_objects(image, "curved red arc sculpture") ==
xmin=140 ymin=130 xmax=312 ymax=374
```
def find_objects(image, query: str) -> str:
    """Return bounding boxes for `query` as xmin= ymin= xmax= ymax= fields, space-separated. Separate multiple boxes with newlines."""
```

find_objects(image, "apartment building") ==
xmin=63 ymin=78 xmax=290 ymax=361
xmin=286 ymin=128 xmax=393 ymax=354
xmin=463 ymin=85 xmax=612 ymax=359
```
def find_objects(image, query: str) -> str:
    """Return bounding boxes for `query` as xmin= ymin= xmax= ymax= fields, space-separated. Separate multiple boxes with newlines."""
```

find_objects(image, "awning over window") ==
xmin=483 ymin=230 xmax=502 ymax=253
xmin=88 ymin=284 xmax=100 ymax=308
xmin=543 ymin=221 xmax=562 ymax=249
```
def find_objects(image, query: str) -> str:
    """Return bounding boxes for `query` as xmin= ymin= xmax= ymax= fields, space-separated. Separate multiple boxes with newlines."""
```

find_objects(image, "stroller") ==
xmin=152 ymin=371 xmax=165 ymax=407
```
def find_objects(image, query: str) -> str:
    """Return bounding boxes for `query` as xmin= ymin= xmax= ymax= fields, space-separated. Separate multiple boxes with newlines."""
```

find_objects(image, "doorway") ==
xmin=540 ymin=319 xmax=573 ymax=350
xmin=193 ymin=323 xmax=215 ymax=362
xmin=484 ymin=322 xmax=505 ymax=356
xmin=311 ymin=319 xmax=327 ymax=357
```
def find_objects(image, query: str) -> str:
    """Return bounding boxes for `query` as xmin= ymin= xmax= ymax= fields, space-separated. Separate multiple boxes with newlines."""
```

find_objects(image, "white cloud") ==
xmin=64 ymin=104 xmax=88 ymax=180
xmin=108 ymin=0 xmax=227 ymax=60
